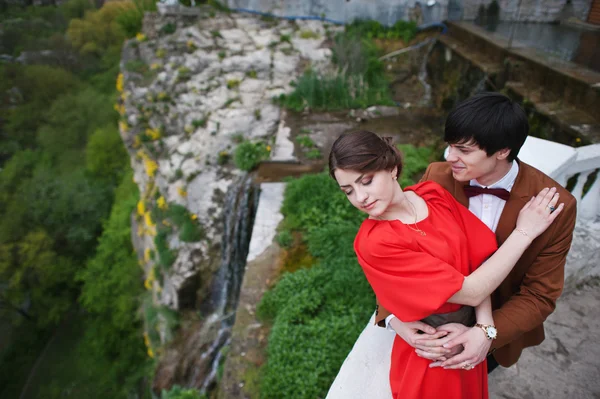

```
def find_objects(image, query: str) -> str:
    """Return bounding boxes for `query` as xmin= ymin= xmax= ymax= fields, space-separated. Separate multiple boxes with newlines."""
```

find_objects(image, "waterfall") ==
xmin=418 ymin=39 xmax=436 ymax=107
xmin=470 ymin=74 xmax=488 ymax=96
xmin=198 ymin=174 xmax=259 ymax=393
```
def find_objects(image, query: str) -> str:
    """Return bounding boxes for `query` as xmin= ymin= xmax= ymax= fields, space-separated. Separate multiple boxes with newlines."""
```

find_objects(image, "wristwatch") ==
xmin=475 ymin=323 xmax=497 ymax=340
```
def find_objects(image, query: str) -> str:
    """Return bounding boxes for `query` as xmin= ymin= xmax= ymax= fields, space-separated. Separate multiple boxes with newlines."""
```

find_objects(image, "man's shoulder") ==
xmin=422 ymin=162 xmax=455 ymax=190
xmin=517 ymin=161 xmax=576 ymax=205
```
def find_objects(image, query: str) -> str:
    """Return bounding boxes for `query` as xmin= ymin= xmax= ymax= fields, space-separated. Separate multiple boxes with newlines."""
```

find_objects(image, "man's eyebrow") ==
xmin=339 ymin=173 xmax=365 ymax=188
xmin=454 ymin=143 xmax=473 ymax=149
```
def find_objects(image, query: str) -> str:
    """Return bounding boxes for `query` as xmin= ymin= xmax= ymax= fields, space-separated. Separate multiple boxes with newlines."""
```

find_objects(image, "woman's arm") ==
xmin=448 ymin=187 xmax=563 ymax=307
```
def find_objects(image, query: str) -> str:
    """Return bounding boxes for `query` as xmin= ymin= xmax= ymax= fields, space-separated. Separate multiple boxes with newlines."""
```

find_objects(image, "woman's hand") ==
xmin=389 ymin=318 xmax=450 ymax=360
xmin=515 ymin=187 xmax=563 ymax=240
xmin=414 ymin=323 xmax=467 ymax=362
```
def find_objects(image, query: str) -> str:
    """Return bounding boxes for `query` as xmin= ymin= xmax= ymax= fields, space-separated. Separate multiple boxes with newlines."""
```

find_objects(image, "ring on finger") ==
xmin=548 ymin=205 xmax=556 ymax=213
xmin=461 ymin=363 xmax=472 ymax=370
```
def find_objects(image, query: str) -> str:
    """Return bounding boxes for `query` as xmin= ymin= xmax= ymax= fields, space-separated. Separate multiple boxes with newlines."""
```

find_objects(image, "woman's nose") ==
xmin=356 ymin=188 xmax=369 ymax=203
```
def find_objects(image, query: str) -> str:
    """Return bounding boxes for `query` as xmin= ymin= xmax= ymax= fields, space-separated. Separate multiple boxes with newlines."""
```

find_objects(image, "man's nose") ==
xmin=446 ymin=147 xmax=458 ymax=162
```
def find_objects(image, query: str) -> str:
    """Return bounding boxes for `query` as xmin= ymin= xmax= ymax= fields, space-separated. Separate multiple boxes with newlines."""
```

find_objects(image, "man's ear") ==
xmin=495 ymin=148 xmax=511 ymax=161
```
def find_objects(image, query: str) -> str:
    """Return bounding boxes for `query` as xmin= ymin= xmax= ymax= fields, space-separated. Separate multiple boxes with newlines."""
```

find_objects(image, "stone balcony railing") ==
xmin=517 ymin=136 xmax=600 ymax=224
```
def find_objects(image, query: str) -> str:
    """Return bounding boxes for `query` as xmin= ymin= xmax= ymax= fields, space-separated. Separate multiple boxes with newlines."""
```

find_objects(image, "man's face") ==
xmin=446 ymin=141 xmax=509 ymax=185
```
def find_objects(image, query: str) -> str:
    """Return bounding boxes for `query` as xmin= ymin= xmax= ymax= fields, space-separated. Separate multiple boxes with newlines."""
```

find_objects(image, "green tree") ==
xmin=1 ymin=64 xmax=79 ymax=159
xmin=86 ymin=124 xmax=129 ymax=185
xmin=67 ymin=1 xmax=135 ymax=57
xmin=23 ymin=169 xmax=112 ymax=259
xmin=0 ymin=230 xmax=78 ymax=327
xmin=36 ymin=86 xmax=116 ymax=168
xmin=76 ymin=171 xmax=149 ymax=395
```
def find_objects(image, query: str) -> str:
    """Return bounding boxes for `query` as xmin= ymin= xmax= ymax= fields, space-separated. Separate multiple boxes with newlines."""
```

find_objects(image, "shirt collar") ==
xmin=470 ymin=161 xmax=519 ymax=192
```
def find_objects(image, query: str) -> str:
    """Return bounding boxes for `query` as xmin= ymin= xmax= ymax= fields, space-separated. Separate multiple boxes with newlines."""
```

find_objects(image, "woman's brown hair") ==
xmin=329 ymin=130 xmax=403 ymax=181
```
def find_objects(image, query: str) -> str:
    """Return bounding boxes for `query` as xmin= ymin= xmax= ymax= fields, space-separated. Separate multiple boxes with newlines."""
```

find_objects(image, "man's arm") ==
xmin=490 ymin=197 xmax=576 ymax=350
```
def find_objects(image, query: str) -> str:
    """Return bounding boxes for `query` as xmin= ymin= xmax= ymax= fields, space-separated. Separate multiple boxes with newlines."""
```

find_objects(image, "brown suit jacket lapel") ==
xmin=451 ymin=159 xmax=532 ymax=245
xmin=496 ymin=160 xmax=532 ymax=245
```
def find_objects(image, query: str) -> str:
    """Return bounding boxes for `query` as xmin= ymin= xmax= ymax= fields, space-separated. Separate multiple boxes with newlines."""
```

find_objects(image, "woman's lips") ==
xmin=363 ymin=200 xmax=377 ymax=210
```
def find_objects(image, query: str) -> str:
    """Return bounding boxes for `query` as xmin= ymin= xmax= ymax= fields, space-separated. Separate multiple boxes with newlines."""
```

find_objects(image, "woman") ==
xmin=328 ymin=131 xmax=563 ymax=399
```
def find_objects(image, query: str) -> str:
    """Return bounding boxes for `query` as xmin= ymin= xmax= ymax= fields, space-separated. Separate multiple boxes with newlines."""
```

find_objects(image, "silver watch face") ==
xmin=487 ymin=326 xmax=498 ymax=339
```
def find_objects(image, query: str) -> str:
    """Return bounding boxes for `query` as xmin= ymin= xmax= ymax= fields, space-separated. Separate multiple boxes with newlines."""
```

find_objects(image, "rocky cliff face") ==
xmin=118 ymin=6 xmax=335 ymax=391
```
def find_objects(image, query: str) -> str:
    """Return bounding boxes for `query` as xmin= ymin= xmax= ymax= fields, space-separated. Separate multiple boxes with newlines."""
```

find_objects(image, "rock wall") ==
xmin=119 ymin=9 xmax=334 ymax=314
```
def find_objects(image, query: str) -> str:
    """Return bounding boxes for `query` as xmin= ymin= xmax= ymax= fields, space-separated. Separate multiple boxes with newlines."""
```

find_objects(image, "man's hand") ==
xmin=413 ymin=323 xmax=468 ymax=362
xmin=432 ymin=326 xmax=492 ymax=369
xmin=390 ymin=319 xmax=451 ymax=361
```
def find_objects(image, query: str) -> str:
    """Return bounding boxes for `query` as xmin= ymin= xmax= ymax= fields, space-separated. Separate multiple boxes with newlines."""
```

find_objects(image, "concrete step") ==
xmin=505 ymin=81 xmax=600 ymax=144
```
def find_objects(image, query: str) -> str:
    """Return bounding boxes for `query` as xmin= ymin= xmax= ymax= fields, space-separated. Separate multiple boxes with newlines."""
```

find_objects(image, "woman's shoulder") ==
xmin=355 ymin=219 xmax=400 ymax=255
xmin=405 ymin=181 xmax=454 ymax=203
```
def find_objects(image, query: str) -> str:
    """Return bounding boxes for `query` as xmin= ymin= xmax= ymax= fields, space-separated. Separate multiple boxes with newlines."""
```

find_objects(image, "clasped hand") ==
xmin=406 ymin=322 xmax=491 ymax=369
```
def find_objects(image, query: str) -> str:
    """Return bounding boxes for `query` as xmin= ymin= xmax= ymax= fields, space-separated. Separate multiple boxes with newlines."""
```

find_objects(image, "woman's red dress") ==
xmin=354 ymin=181 xmax=498 ymax=399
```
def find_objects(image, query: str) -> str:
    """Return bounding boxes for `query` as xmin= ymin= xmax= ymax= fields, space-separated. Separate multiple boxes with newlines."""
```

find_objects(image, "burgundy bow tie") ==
xmin=464 ymin=185 xmax=510 ymax=201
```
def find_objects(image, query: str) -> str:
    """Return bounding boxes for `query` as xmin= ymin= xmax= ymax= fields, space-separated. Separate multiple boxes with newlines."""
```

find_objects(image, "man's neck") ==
xmin=475 ymin=161 xmax=514 ymax=187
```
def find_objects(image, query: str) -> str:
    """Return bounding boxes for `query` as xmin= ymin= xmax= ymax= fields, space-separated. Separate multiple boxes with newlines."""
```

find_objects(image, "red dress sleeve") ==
xmin=428 ymin=183 xmax=498 ymax=272
xmin=354 ymin=223 xmax=465 ymax=322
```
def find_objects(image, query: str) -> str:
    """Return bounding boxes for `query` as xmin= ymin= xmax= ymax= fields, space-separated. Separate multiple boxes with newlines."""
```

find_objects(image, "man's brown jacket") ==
xmin=375 ymin=160 xmax=577 ymax=367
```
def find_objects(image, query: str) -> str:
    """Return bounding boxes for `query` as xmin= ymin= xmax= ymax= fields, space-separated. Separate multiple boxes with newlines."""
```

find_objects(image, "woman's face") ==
xmin=334 ymin=168 xmax=399 ymax=218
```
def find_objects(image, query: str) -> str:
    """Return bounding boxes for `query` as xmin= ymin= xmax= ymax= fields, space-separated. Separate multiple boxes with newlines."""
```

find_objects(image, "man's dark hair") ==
xmin=444 ymin=92 xmax=529 ymax=161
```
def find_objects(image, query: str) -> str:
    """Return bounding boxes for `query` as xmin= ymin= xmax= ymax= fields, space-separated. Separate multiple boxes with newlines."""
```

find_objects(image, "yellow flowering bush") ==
xmin=144 ymin=248 xmax=152 ymax=262
xmin=116 ymin=73 xmax=124 ymax=92
xmin=137 ymin=200 xmax=146 ymax=216
xmin=144 ymin=267 xmax=155 ymax=290
xmin=144 ymin=158 xmax=158 ymax=178
xmin=136 ymin=32 xmax=147 ymax=42
xmin=177 ymin=186 xmax=187 ymax=197
xmin=144 ymin=211 xmax=156 ymax=229
xmin=190 ymin=214 xmax=198 ymax=220
xmin=145 ymin=127 xmax=161 ymax=141
xmin=132 ymin=135 xmax=141 ymax=149
xmin=119 ymin=120 xmax=129 ymax=132
xmin=157 ymin=196 xmax=167 ymax=210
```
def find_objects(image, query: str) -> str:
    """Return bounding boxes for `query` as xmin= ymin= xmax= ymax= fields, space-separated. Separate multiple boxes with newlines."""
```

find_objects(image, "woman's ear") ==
xmin=391 ymin=166 xmax=398 ymax=180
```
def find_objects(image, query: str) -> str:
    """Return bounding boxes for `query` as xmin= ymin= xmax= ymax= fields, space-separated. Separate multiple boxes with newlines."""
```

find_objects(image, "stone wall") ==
xmin=224 ymin=0 xmax=593 ymax=24
xmin=462 ymin=0 xmax=593 ymax=23
xmin=225 ymin=0 xmax=449 ymax=24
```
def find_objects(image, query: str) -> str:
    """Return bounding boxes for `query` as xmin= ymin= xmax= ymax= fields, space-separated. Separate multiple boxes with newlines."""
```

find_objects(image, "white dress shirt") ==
xmin=384 ymin=161 xmax=519 ymax=328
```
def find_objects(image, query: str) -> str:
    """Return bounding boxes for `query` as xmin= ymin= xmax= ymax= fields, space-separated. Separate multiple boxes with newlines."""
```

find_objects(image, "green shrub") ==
xmin=276 ymin=229 xmax=293 ymax=248
xmin=397 ymin=144 xmax=435 ymax=187
xmin=155 ymin=227 xmax=177 ymax=269
xmin=295 ymin=135 xmax=315 ymax=148
xmin=233 ymin=140 xmax=270 ymax=171
xmin=160 ymin=22 xmax=177 ymax=35
xmin=306 ymin=148 xmax=321 ymax=160
xmin=299 ymin=30 xmax=319 ymax=39
xmin=161 ymin=385 xmax=205 ymax=399
xmin=345 ymin=19 xmax=418 ymax=43
xmin=179 ymin=219 xmax=204 ymax=242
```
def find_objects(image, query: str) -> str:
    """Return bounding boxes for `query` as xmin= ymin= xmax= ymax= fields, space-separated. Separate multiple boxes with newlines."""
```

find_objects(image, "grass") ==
xmin=275 ymin=69 xmax=394 ymax=112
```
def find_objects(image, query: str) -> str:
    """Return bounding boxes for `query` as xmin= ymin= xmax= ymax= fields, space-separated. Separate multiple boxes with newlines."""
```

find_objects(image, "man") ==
xmin=375 ymin=92 xmax=577 ymax=373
